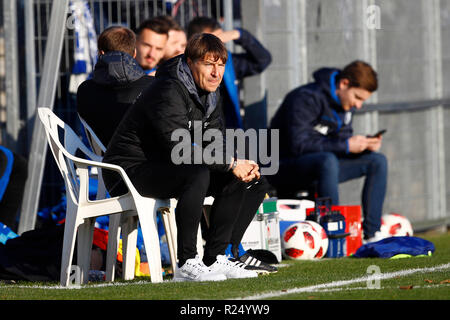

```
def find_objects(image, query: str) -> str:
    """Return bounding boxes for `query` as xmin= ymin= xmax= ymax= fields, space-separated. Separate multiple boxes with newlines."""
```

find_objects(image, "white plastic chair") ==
xmin=78 ymin=116 xmax=126 ymax=282
xmin=39 ymin=107 xmax=169 ymax=285
xmin=78 ymin=114 xmax=204 ymax=278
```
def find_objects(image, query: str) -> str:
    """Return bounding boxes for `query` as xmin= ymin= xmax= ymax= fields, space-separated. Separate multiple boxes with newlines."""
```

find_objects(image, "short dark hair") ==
xmin=154 ymin=15 xmax=184 ymax=32
xmin=97 ymin=26 xmax=136 ymax=57
xmin=136 ymin=17 xmax=170 ymax=37
xmin=187 ymin=16 xmax=221 ymax=40
xmin=338 ymin=60 xmax=378 ymax=92
xmin=185 ymin=33 xmax=227 ymax=64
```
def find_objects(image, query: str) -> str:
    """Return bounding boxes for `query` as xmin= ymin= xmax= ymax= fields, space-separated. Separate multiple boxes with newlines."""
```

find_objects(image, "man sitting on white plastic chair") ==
xmin=103 ymin=34 xmax=268 ymax=282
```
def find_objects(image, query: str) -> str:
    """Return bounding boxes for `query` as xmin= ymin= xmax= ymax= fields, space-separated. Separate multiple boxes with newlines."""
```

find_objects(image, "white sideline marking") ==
xmin=240 ymin=262 xmax=450 ymax=300
xmin=292 ymin=283 xmax=449 ymax=294
xmin=3 ymin=262 xmax=449 ymax=292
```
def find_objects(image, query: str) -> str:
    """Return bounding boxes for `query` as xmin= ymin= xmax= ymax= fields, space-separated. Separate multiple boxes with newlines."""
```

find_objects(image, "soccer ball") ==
xmin=304 ymin=220 xmax=329 ymax=259
xmin=380 ymin=213 xmax=413 ymax=237
xmin=282 ymin=222 xmax=321 ymax=260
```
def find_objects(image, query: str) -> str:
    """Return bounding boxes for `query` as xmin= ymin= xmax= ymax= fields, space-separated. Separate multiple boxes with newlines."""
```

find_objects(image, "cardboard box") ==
xmin=241 ymin=199 xmax=282 ymax=262
xmin=306 ymin=205 xmax=362 ymax=256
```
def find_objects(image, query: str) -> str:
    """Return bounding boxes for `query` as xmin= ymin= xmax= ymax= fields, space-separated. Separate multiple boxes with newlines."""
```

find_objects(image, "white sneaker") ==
xmin=209 ymin=255 xmax=258 ymax=279
xmin=173 ymin=256 xmax=226 ymax=282
xmin=363 ymin=231 xmax=387 ymax=244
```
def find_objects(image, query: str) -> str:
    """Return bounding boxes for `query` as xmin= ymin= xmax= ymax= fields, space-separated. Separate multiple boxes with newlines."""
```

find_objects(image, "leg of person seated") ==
xmin=228 ymin=177 xmax=278 ymax=274
xmin=314 ymin=152 xmax=340 ymax=204
xmin=338 ymin=151 xmax=388 ymax=240
xmin=216 ymin=176 xmax=278 ymax=274
xmin=202 ymin=171 xmax=259 ymax=279
xmin=172 ymin=166 xmax=210 ymax=267
xmin=129 ymin=164 xmax=209 ymax=266
xmin=126 ymin=163 xmax=226 ymax=282
xmin=202 ymin=172 xmax=246 ymax=265
xmin=270 ymin=152 xmax=339 ymax=203
xmin=361 ymin=152 xmax=387 ymax=239
xmin=228 ymin=176 xmax=268 ymax=253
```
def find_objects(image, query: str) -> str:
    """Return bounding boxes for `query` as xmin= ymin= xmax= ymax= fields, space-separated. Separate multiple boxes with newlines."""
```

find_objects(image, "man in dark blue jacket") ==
xmin=270 ymin=60 xmax=388 ymax=243
xmin=77 ymin=26 xmax=154 ymax=146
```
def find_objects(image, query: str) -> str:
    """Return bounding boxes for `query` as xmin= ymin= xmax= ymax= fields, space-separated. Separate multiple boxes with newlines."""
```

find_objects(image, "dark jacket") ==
xmin=77 ymin=51 xmax=153 ymax=146
xmin=103 ymin=55 xmax=232 ymax=182
xmin=222 ymin=28 xmax=272 ymax=129
xmin=270 ymin=68 xmax=354 ymax=159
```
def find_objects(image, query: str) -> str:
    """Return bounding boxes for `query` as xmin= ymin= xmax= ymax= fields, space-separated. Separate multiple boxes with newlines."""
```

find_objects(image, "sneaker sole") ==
xmin=225 ymin=273 xmax=258 ymax=279
xmin=173 ymin=275 xmax=227 ymax=282
xmin=255 ymin=269 xmax=277 ymax=275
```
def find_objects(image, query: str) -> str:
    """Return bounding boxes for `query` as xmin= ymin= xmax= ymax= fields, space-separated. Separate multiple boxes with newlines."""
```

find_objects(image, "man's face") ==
xmin=336 ymin=79 xmax=372 ymax=111
xmin=136 ymin=29 xmax=167 ymax=70
xmin=188 ymin=54 xmax=225 ymax=92
xmin=163 ymin=30 xmax=187 ymax=60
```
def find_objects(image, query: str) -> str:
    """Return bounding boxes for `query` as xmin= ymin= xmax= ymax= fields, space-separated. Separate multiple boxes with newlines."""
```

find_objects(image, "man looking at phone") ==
xmin=269 ymin=60 xmax=388 ymax=243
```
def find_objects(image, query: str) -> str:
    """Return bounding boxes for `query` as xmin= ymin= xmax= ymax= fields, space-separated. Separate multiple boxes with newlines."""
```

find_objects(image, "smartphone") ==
xmin=367 ymin=129 xmax=386 ymax=138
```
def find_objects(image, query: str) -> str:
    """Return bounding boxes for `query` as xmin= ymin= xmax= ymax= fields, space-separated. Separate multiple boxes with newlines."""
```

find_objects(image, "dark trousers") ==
xmin=105 ymin=163 xmax=268 ymax=267
xmin=270 ymin=151 xmax=388 ymax=238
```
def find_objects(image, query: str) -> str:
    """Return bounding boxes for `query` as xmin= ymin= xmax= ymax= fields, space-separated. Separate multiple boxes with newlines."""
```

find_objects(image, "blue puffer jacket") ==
xmin=270 ymin=68 xmax=354 ymax=159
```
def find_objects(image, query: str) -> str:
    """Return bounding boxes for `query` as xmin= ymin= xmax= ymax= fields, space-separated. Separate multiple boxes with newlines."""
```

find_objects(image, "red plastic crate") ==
xmin=306 ymin=205 xmax=362 ymax=256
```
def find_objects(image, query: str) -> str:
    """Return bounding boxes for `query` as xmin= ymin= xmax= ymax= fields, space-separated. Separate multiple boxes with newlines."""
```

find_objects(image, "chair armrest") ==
xmin=62 ymin=149 xmax=140 ymax=199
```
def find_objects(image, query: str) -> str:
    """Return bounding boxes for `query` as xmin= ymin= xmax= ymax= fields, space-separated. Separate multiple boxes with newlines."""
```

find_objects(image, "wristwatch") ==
xmin=230 ymin=159 xmax=238 ymax=171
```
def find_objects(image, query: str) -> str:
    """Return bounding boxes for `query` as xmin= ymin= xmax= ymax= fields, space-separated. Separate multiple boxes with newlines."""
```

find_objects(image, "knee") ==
xmin=318 ymin=152 xmax=339 ymax=175
xmin=370 ymin=153 xmax=388 ymax=175
xmin=184 ymin=165 xmax=210 ymax=187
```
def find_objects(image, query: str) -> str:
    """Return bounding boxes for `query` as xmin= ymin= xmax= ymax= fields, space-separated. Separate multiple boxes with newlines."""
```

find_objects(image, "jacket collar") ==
xmin=176 ymin=56 xmax=218 ymax=118
xmin=313 ymin=67 xmax=343 ymax=111
xmin=329 ymin=71 xmax=342 ymax=106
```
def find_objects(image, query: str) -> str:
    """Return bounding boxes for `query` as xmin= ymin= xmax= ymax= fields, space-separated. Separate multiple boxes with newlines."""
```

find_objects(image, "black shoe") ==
xmin=236 ymin=251 xmax=278 ymax=274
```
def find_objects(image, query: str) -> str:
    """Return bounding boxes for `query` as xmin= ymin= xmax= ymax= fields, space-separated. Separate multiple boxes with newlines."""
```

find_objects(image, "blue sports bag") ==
xmin=353 ymin=236 xmax=435 ymax=258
